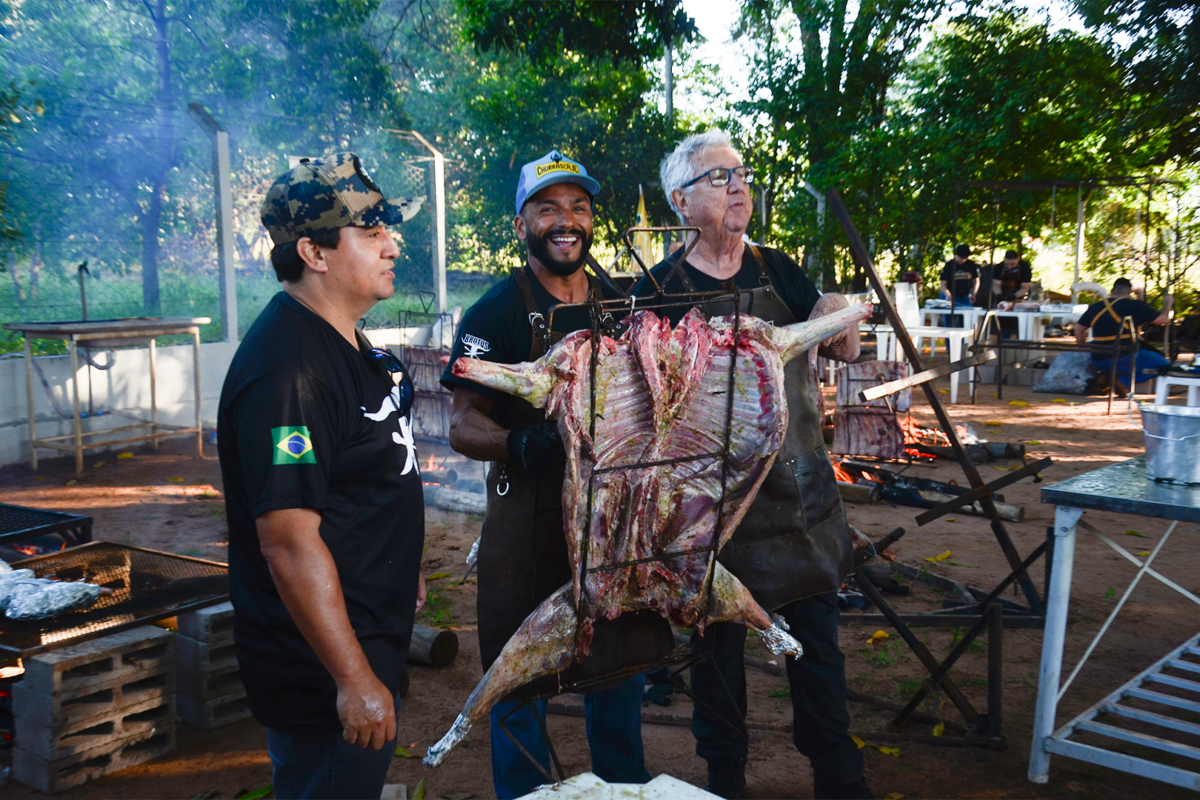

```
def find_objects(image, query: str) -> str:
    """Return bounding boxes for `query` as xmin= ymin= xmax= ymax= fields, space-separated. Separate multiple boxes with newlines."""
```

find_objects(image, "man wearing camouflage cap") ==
xmin=219 ymin=153 xmax=425 ymax=799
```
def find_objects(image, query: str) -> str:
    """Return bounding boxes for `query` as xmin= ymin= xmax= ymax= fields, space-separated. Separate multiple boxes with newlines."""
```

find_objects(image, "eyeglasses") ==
xmin=364 ymin=347 xmax=414 ymax=417
xmin=681 ymin=166 xmax=754 ymax=189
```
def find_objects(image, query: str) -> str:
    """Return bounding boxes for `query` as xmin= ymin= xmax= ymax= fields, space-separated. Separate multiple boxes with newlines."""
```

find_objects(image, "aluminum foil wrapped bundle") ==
xmin=7 ymin=581 xmax=101 ymax=620
xmin=0 ymin=571 xmax=42 ymax=610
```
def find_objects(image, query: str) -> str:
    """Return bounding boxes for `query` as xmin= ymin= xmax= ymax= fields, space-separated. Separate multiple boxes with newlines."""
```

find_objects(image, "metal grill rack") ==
xmin=495 ymin=228 xmax=765 ymax=783
xmin=0 ymin=503 xmax=92 ymax=549
xmin=0 ymin=542 xmax=229 ymax=658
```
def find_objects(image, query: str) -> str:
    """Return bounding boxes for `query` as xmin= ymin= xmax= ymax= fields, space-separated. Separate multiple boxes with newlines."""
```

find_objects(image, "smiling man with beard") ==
xmin=439 ymin=150 xmax=649 ymax=799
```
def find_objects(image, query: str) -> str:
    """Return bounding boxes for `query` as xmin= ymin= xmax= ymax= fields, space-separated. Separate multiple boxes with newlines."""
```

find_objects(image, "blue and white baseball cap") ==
xmin=514 ymin=149 xmax=601 ymax=214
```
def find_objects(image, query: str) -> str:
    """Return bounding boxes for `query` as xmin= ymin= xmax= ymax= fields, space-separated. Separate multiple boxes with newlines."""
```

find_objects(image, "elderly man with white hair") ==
xmin=634 ymin=130 xmax=871 ymax=800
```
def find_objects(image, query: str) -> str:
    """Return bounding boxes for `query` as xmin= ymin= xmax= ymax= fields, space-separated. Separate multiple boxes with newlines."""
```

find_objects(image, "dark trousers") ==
xmin=267 ymin=719 xmax=397 ymax=800
xmin=490 ymin=676 xmax=650 ymax=799
xmin=690 ymin=592 xmax=863 ymax=784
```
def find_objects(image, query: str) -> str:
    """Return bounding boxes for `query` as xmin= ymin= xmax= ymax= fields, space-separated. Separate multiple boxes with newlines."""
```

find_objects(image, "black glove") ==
xmin=505 ymin=422 xmax=565 ymax=479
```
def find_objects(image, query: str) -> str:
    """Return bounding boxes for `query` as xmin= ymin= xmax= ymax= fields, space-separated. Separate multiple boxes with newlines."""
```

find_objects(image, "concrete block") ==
xmin=176 ymin=663 xmax=244 ymax=702
xmin=175 ymin=634 xmax=237 ymax=673
xmin=13 ymin=724 xmax=176 ymax=793
xmin=17 ymin=693 xmax=175 ymax=761
xmin=177 ymin=692 xmax=252 ymax=729
xmin=19 ymin=626 xmax=173 ymax=696
xmin=175 ymin=602 xmax=234 ymax=644
xmin=14 ymin=665 xmax=175 ymax=729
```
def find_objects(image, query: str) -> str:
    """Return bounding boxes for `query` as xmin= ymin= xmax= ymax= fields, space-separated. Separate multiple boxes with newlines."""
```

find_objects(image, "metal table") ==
xmin=1031 ymin=457 xmax=1200 ymax=790
xmin=2 ymin=317 xmax=210 ymax=474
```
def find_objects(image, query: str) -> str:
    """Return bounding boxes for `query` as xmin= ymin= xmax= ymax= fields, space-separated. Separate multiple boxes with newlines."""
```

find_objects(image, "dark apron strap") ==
xmin=512 ymin=267 xmax=550 ymax=359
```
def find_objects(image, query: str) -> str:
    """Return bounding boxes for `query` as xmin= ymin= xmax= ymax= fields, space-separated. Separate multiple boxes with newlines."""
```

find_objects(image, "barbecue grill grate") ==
xmin=0 ymin=502 xmax=93 ymax=547
xmin=0 ymin=542 xmax=228 ymax=657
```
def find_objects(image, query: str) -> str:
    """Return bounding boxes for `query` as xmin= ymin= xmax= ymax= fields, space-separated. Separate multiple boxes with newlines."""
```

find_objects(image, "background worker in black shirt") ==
xmin=992 ymin=249 xmax=1033 ymax=309
xmin=1074 ymin=277 xmax=1172 ymax=391
xmin=440 ymin=150 xmax=650 ymax=799
xmin=219 ymin=153 xmax=426 ymax=800
xmin=939 ymin=244 xmax=979 ymax=325
xmin=635 ymin=129 xmax=870 ymax=800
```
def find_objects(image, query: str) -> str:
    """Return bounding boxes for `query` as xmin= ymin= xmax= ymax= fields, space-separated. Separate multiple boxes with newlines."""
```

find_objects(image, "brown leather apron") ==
xmin=677 ymin=246 xmax=853 ymax=610
xmin=476 ymin=268 xmax=671 ymax=682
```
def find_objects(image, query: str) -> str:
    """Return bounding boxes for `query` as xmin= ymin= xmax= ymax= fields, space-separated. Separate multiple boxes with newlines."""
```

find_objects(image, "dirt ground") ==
xmin=2 ymin=363 xmax=1200 ymax=800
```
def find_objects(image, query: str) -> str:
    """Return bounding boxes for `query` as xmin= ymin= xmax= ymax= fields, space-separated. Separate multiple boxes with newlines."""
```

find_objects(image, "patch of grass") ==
xmin=894 ymin=676 xmax=925 ymax=698
xmin=865 ymin=640 xmax=907 ymax=668
xmin=420 ymin=584 xmax=455 ymax=628
xmin=768 ymin=686 xmax=791 ymax=701
xmin=945 ymin=627 xmax=985 ymax=655
xmin=179 ymin=547 xmax=202 ymax=557
xmin=963 ymin=677 xmax=989 ymax=687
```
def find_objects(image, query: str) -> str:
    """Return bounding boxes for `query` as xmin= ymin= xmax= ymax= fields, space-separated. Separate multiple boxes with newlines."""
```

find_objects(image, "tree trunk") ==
xmin=29 ymin=222 xmax=41 ymax=303
xmin=8 ymin=250 xmax=23 ymax=304
xmin=142 ymin=0 xmax=173 ymax=315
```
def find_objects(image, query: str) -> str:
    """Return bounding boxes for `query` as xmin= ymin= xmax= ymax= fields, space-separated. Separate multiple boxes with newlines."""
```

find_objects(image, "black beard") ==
xmin=526 ymin=226 xmax=593 ymax=277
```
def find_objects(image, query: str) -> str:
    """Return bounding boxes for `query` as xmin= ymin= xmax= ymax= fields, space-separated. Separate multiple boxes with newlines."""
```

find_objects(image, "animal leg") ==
xmin=424 ymin=583 xmax=579 ymax=767
xmin=704 ymin=562 xmax=803 ymax=658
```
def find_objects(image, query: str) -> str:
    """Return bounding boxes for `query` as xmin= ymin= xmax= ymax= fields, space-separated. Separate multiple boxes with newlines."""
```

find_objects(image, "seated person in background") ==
xmin=939 ymin=244 xmax=979 ymax=325
xmin=1074 ymin=277 xmax=1172 ymax=392
xmin=992 ymin=250 xmax=1032 ymax=310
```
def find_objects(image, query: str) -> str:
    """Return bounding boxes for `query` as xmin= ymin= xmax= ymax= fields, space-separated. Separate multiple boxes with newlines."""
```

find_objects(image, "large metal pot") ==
xmin=1141 ymin=404 xmax=1200 ymax=485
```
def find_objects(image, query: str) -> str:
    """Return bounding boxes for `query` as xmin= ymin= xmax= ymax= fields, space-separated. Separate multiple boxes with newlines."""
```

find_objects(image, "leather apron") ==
xmin=677 ymin=246 xmax=853 ymax=611
xmin=476 ymin=269 xmax=671 ymax=680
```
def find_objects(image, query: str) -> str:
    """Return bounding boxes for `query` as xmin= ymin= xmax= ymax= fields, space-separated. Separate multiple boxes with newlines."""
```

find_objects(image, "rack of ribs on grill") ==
xmin=425 ymin=302 xmax=871 ymax=766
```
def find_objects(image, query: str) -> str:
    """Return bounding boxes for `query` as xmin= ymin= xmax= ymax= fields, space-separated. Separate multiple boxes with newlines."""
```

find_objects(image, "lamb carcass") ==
xmin=425 ymin=303 xmax=870 ymax=766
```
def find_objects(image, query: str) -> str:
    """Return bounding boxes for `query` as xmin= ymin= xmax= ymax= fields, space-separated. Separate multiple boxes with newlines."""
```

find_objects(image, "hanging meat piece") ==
xmin=425 ymin=302 xmax=871 ymax=766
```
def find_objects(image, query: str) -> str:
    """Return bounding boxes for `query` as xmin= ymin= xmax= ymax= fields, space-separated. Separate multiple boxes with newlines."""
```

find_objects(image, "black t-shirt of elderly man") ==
xmin=633 ymin=128 xmax=872 ymax=800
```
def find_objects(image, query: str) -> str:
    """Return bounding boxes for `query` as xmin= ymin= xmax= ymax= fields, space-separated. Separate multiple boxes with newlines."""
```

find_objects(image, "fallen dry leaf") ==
xmin=884 ymin=793 xmax=905 ymax=800
xmin=851 ymin=734 xmax=866 ymax=749
xmin=1052 ymin=398 xmax=1068 ymax=404
xmin=924 ymin=550 xmax=952 ymax=562
xmin=1009 ymin=400 xmax=1031 ymax=407
xmin=1028 ymin=440 xmax=1042 ymax=445
xmin=983 ymin=420 xmax=1003 ymax=427
xmin=1124 ymin=530 xmax=1149 ymax=538
xmin=117 ymin=452 xmax=134 ymax=459
xmin=426 ymin=572 xmax=452 ymax=581
xmin=168 ymin=477 xmax=185 ymax=483
xmin=1136 ymin=551 xmax=1151 ymax=557
xmin=933 ymin=722 xmax=945 ymax=737
xmin=878 ymin=746 xmax=901 ymax=756
xmin=867 ymin=630 xmax=889 ymax=645
xmin=92 ymin=461 xmax=106 ymax=468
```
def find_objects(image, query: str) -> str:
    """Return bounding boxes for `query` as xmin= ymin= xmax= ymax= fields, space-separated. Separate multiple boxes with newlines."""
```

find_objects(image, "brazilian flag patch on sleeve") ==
xmin=272 ymin=426 xmax=316 ymax=465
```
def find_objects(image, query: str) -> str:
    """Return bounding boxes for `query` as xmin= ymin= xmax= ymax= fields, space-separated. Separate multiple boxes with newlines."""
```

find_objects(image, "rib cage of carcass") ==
xmin=425 ymin=301 xmax=871 ymax=766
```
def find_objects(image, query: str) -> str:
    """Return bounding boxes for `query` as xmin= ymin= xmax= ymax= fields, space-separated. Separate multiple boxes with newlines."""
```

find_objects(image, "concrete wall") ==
xmin=0 ymin=340 xmax=239 ymax=469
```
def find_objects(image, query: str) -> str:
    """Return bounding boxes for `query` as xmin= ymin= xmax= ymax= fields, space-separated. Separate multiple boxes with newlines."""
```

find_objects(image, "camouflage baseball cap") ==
xmin=260 ymin=152 xmax=425 ymax=245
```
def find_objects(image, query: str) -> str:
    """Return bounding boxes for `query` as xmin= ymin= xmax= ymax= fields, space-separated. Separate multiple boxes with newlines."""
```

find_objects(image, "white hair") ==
xmin=660 ymin=129 xmax=741 ymax=224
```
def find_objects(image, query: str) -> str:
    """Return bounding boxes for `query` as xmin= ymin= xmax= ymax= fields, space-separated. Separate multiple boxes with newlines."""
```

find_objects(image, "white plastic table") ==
xmin=870 ymin=324 xmax=975 ymax=403
xmin=921 ymin=306 xmax=1048 ymax=341
xmin=1154 ymin=375 xmax=1200 ymax=406
xmin=1031 ymin=457 xmax=1200 ymax=790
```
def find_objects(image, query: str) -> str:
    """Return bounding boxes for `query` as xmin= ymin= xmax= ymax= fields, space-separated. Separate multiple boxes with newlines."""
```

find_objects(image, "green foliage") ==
xmin=458 ymin=0 xmax=697 ymax=66
xmin=1076 ymin=1 xmax=1199 ymax=163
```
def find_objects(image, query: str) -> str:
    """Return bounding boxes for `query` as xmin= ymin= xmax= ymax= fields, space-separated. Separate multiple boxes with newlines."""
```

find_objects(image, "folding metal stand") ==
xmin=828 ymin=190 xmax=1053 ymax=748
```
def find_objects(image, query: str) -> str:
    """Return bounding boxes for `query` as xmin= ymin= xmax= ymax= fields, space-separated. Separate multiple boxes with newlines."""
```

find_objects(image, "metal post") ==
xmin=69 ymin=335 xmax=83 ymax=475
xmin=188 ymin=104 xmax=238 ymax=343
xmin=149 ymin=337 xmax=158 ymax=452
xmin=987 ymin=602 xmax=1003 ymax=737
xmin=24 ymin=333 xmax=36 ymax=471
xmin=1029 ymin=505 xmax=1083 ymax=783
xmin=1072 ymin=187 xmax=1086 ymax=302
xmin=193 ymin=328 xmax=203 ymax=457
xmin=407 ymin=130 xmax=447 ymax=315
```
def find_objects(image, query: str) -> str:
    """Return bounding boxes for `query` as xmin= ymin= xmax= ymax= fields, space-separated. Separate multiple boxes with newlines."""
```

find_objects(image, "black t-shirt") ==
xmin=439 ymin=266 xmax=625 ymax=423
xmin=1078 ymin=296 xmax=1162 ymax=355
xmin=994 ymin=260 xmax=1033 ymax=301
xmin=631 ymin=245 xmax=821 ymax=325
xmin=940 ymin=259 xmax=979 ymax=300
xmin=218 ymin=292 xmax=425 ymax=734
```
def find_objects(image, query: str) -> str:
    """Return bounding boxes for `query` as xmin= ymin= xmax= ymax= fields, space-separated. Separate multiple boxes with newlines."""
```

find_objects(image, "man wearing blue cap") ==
xmin=440 ymin=151 xmax=650 ymax=799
